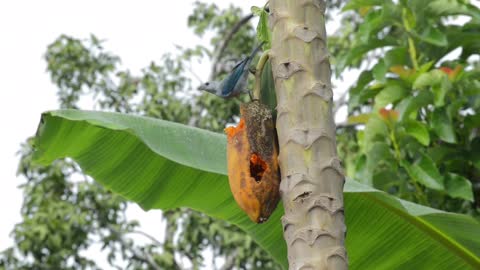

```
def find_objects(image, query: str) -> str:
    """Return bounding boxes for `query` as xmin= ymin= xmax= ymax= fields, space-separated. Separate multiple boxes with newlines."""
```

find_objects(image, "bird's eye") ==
xmin=205 ymin=82 xmax=210 ymax=86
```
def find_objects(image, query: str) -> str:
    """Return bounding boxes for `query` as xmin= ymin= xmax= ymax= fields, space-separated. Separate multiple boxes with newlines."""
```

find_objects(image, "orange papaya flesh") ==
xmin=225 ymin=118 xmax=245 ymax=138
xmin=250 ymin=153 xmax=267 ymax=182
xmin=224 ymin=101 xmax=280 ymax=223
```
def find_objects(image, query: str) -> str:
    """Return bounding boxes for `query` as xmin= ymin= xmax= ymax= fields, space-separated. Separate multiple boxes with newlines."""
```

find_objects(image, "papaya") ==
xmin=224 ymin=101 xmax=280 ymax=223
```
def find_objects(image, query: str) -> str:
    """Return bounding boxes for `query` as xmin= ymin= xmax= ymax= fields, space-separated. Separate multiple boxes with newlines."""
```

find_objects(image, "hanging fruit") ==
xmin=224 ymin=100 xmax=280 ymax=223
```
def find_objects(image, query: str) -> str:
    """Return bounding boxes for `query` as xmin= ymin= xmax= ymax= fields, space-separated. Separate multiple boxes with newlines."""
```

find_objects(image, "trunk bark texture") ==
xmin=268 ymin=1 xmax=347 ymax=269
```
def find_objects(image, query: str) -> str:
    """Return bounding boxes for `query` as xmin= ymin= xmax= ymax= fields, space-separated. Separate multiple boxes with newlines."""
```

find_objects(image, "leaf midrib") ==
xmin=364 ymin=193 xmax=480 ymax=268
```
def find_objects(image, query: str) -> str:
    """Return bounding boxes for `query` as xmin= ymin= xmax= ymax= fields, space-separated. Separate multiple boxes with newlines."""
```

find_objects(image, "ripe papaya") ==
xmin=224 ymin=101 xmax=280 ymax=223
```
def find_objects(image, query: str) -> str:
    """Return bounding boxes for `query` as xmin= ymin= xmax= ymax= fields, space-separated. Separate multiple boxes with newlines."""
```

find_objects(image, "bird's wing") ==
xmin=221 ymin=59 xmax=248 ymax=96
xmin=219 ymin=43 xmax=264 ymax=97
xmin=231 ymin=57 xmax=248 ymax=70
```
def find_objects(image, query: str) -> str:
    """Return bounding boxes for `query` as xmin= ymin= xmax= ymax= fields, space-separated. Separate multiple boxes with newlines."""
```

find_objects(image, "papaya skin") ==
xmin=225 ymin=101 xmax=280 ymax=223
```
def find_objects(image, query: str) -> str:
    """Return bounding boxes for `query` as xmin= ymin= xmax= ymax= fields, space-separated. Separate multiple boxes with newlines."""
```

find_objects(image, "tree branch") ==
xmin=209 ymin=13 xmax=254 ymax=80
xmin=131 ymin=248 xmax=162 ymax=270
xmin=219 ymin=249 xmax=238 ymax=270
xmin=186 ymin=62 xmax=204 ymax=84
xmin=336 ymin=121 xmax=361 ymax=129
xmin=127 ymin=230 xmax=163 ymax=246
xmin=107 ymin=225 xmax=163 ymax=270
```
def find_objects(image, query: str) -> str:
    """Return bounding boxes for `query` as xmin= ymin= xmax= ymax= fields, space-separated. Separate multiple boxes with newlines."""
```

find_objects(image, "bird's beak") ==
xmin=198 ymin=84 xmax=214 ymax=93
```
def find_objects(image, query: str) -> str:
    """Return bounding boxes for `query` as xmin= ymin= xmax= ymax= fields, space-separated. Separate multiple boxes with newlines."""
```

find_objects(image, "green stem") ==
xmin=390 ymin=125 xmax=428 ymax=205
xmin=253 ymin=50 xmax=270 ymax=100
xmin=410 ymin=175 xmax=429 ymax=205
xmin=402 ymin=8 xmax=419 ymax=70
xmin=407 ymin=37 xmax=419 ymax=70
xmin=390 ymin=130 xmax=401 ymax=161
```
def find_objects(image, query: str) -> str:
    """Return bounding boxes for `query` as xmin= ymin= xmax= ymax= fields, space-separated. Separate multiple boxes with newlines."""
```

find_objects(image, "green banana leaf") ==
xmin=33 ymin=110 xmax=480 ymax=270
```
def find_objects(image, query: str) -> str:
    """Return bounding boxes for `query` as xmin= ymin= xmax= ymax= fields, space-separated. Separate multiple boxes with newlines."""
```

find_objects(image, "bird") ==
xmin=198 ymin=42 xmax=264 ymax=99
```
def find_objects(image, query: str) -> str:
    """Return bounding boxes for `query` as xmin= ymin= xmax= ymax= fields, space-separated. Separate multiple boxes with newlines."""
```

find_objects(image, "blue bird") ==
xmin=198 ymin=43 xmax=264 ymax=99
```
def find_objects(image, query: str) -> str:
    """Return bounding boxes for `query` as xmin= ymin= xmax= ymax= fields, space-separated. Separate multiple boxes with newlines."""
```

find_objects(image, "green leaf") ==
xmin=358 ymin=9 xmax=390 ymax=43
xmin=372 ymin=169 xmax=400 ymax=192
xmin=374 ymin=84 xmax=408 ymax=110
xmin=254 ymin=7 xmax=271 ymax=49
xmin=432 ymin=108 xmax=457 ymax=143
xmin=428 ymin=145 xmax=458 ymax=164
xmin=366 ymin=142 xmax=397 ymax=185
xmin=446 ymin=23 xmax=480 ymax=58
xmin=260 ymin=60 xmax=277 ymax=119
xmin=471 ymin=137 xmax=480 ymax=170
xmin=34 ymin=110 xmax=480 ymax=269
xmin=445 ymin=173 xmax=474 ymax=202
xmin=396 ymin=90 xmax=433 ymax=121
xmin=250 ymin=6 xmax=263 ymax=16
xmin=432 ymin=85 xmax=448 ymax=107
xmin=419 ymin=26 xmax=448 ymax=47
xmin=427 ymin=0 xmax=480 ymax=21
xmin=348 ymin=71 xmax=374 ymax=110
xmin=402 ymin=153 xmax=444 ymax=190
xmin=403 ymin=120 xmax=430 ymax=146
xmin=337 ymin=39 xmax=394 ymax=71
xmin=413 ymin=70 xmax=451 ymax=106
xmin=419 ymin=61 xmax=435 ymax=73
xmin=384 ymin=47 xmax=409 ymax=68
xmin=402 ymin=6 xmax=417 ymax=28
xmin=353 ymin=154 xmax=368 ymax=184
xmin=347 ymin=113 xmax=371 ymax=125
xmin=389 ymin=65 xmax=417 ymax=83
xmin=372 ymin=60 xmax=387 ymax=83
xmin=363 ymin=115 xmax=389 ymax=152
xmin=343 ymin=0 xmax=384 ymax=11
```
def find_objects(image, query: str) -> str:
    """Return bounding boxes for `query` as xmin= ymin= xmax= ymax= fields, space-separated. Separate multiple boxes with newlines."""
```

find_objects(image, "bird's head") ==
xmin=198 ymin=81 xmax=220 ymax=94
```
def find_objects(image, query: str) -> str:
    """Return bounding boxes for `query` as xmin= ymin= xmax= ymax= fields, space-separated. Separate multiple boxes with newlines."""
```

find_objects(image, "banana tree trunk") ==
xmin=268 ymin=1 xmax=347 ymax=269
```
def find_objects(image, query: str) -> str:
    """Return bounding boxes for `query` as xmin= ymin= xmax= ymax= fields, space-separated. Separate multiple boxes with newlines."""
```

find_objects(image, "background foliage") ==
xmin=1 ymin=0 xmax=479 ymax=269
xmin=333 ymin=0 xmax=480 ymax=216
